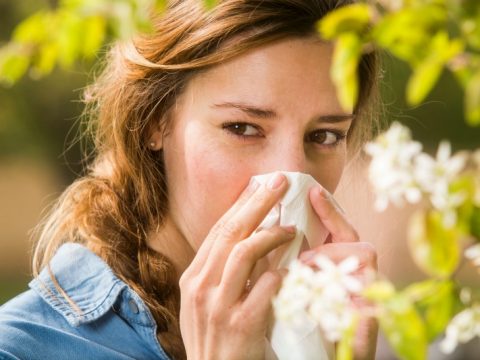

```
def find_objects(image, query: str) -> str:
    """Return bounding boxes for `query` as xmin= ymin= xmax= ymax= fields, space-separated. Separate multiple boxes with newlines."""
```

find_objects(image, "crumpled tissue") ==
xmin=250 ymin=171 xmax=344 ymax=360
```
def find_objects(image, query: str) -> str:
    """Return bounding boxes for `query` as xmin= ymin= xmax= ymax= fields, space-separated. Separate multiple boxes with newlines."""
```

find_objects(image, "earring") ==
xmin=149 ymin=141 xmax=156 ymax=149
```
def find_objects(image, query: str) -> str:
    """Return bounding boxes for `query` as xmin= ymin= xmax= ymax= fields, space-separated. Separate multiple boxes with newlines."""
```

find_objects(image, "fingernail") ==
xmin=268 ymin=173 xmax=285 ymax=190
xmin=318 ymin=186 xmax=347 ymax=215
xmin=331 ymin=196 xmax=347 ymax=215
xmin=283 ymin=225 xmax=296 ymax=235
xmin=318 ymin=187 xmax=330 ymax=200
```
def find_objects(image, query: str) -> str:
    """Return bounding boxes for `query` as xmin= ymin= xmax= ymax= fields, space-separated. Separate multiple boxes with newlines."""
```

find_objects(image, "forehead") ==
xmin=179 ymin=36 xmax=345 ymax=117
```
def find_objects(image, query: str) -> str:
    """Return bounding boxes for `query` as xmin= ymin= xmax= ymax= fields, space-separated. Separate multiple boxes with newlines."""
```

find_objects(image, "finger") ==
xmin=198 ymin=173 xmax=289 ymax=282
xmin=213 ymin=173 xmax=289 ymax=241
xmin=218 ymin=225 xmax=296 ymax=303
xmin=299 ymin=242 xmax=377 ymax=271
xmin=309 ymin=186 xmax=359 ymax=243
xmin=241 ymin=268 xmax=287 ymax=322
xmin=186 ymin=178 xmax=261 ymax=274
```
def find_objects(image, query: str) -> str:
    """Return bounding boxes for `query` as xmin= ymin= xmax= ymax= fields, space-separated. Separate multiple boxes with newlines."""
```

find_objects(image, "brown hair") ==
xmin=32 ymin=0 xmax=380 ymax=359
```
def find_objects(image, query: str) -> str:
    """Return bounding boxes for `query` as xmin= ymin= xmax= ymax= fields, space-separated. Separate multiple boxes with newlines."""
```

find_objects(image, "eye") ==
xmin=306 ymin=129 xmax=346 ymax=147
xmin=222 ymin=122 xmax=262 ymax=137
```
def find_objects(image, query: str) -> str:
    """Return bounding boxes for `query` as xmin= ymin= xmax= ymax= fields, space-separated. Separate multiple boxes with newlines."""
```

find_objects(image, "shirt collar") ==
xmin=29 ymin=242 xmax=128 ymax=327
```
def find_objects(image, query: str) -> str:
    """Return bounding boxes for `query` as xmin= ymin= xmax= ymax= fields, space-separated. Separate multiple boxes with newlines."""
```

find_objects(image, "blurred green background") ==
xmin=1 ymin=0 xmax=480 ymax=305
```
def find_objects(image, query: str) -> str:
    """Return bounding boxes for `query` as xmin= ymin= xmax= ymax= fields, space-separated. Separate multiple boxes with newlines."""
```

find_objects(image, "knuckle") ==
xmin=220 ymin=220 xmax=243 ymax=239
xmin=209 ymin=219 xmax=226 ymax=238
xmin=263 ymin=270 xmax=283 ymax=288
xmin=181 ymin=278 xmax=209 ymax=307
xmin=178 ymin=273 xmax=189 ymax=289
xmin=209 ymin=218 xmax=243 ymax=240
xmin=231 ymin=241 xmax=255 ymax=263
xmin=179 ymin=270 xmax=198 ymax=290
xmin=191 ymin=286 xmax=207 ymax=308
xmin=267 ymin=226 xmax=286 ymax=238
xmin=208 ymin=307 xmax=225 ymax=327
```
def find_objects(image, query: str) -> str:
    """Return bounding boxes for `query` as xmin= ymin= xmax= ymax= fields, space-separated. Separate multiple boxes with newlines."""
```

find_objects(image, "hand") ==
xmin=299 ymin=186 xmax=378 ymax=360
xmin=179 ymin=173 xmax=295 ymax=360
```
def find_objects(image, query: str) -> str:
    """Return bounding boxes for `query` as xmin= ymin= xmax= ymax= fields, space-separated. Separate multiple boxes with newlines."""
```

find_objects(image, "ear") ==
xmin=147 ymin=120 xmax=165 ymax=151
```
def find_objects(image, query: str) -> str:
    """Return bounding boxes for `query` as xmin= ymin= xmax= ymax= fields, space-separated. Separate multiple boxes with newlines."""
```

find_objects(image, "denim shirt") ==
xmin=0 ymin=243 xmax=172 ymax=360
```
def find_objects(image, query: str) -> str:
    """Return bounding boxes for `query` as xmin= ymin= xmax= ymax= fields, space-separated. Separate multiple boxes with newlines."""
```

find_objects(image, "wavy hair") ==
xmin=32 ymin=0 xmax=380 ymax=358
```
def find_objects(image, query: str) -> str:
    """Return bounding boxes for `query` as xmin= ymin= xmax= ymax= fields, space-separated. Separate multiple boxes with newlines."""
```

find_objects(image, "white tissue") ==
xmin=250 ymin=171 xmax=341 ymax=360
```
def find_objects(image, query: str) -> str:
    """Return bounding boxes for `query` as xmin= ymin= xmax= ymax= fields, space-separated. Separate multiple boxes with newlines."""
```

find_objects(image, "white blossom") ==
xmin=465 ymin=243 xmax=480 ymax=267
xmin=365 ymin=123 xmax=469 ymax=224
xmin=364 ymin=122 xmax=423 ymax=211
xmin=440 ymin=304 xmax=480 ymax=354
xmin=273 ymin=255 xmax=362 ymax=342
xmin=414 ymin=141 xmax=468 ymax=226
xmin=311 ymin=255 xmax=363 ymax=295
xmin=273 ymin=261 xmax=315 ymax=327
xmin=308 ymin=256 xmax=362 ymax=342
xmin=460 ymin=288 xmax=472 ymax=305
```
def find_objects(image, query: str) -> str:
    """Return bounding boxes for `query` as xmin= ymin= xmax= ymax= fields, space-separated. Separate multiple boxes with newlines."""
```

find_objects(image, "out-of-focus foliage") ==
xmin=2 ymin=0 xmax=480 ymax=125
xmin=408 ymin=210 xmax=461 ymax=278
xmin=318 ymin=0 xmax=480 ymax=126
xmin=2 ymin=0 xmax=480 ymax=359
xmin=364 ymin=121 xmax=480 ymax=360
xmin=0 ymin=0 xmax=169 ymax=86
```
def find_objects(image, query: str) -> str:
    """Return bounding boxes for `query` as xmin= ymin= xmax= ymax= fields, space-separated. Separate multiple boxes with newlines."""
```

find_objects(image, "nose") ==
xmin=266 ymin=137 xmax=307 ymax=173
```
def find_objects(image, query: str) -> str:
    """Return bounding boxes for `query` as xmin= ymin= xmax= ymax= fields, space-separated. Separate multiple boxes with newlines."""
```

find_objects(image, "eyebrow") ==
xmin=212 ymin=101 xmax=276 ymax=119
xmin=211 ymin=101 xmax=354 ymax=123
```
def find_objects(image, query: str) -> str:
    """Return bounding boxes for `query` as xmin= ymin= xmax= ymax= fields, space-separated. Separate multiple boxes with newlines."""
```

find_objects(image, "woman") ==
xmin=0 ymin=0 xmax=379 ymax=359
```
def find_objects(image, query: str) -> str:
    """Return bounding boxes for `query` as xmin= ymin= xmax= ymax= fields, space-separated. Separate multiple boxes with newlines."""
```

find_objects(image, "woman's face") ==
xmin=157 ymin=36 xmax=353 ymax=251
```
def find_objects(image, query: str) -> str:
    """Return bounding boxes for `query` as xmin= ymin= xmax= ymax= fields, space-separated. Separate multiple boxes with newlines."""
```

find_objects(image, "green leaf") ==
xmin=404 ymin=280 xmax=455 ymax=340
xmin=403 ymin=280 xmax=439 ymax=301
xmin=0 ymin=46 xmax=31 ymax=86
xmin=331 ymin=32 xmax=362 ymax=112
xmin=465 ymin=70 xmax=480 ymax=125
xmin=420 ymin=281 xmax=455 ymax=340
xmin=379 ymin=294 xmax=427 ymax=360
xmin=407 ymin=210 xmax=461 ymax=278
xmin=471 ymin=206 xmax=480 ymax=240
xmin=56 ymin=11 xmax=83 ymax=68
xmin=203 ymin=0 xmax=218 ymax=10
xmin=31 ymin=43 xmax=58 ymax=78
xmin=407 ymin=59 xmax=443 ymax=105
xmin=336 ymin=313 xmax=359 ymax=360
xmin=406 ymin=32 xmax=463 ymax=105
xmin=154 ymin=0 xmax=168 ymax=13
xmin=372 ymin=5 xmax=448 ymax=66
xmin=451 ymin=175 xmax=476 ymax=234
xmin=317 ymin=3 xmax=372 ymax=39
xmin=363 ymin=280 xmax=396 ymax=302
xmin=13 ymin=11 xmax=50 ymax=44
xmin=82 ymin=16 xmax=107 ymax=58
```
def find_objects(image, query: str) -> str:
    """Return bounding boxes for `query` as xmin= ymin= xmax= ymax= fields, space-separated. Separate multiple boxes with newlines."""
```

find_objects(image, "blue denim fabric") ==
xmin=0 ymin=243 xmax=172 ymax=360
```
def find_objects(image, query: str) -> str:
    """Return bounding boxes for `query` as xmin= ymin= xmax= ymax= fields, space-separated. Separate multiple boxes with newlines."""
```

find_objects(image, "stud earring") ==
xmin=149 ymin=141 xmax=156 ymax=148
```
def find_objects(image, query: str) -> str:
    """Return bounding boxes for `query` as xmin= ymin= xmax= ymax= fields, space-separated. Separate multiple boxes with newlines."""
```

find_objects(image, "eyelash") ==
xmin=221 ymin=122 xmax=347 ymax=149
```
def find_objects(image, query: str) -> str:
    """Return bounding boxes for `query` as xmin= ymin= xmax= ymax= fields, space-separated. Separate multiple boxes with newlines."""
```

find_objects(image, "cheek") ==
xmin=187 ymin=149 xmax=254 ymax=245
xmin=169 ymin=127 xmax=256 ymax=248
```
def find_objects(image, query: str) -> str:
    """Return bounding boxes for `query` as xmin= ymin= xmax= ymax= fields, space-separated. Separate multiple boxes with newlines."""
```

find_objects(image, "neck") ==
xmin=146 ymin=215 xmax=196 ymax=280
